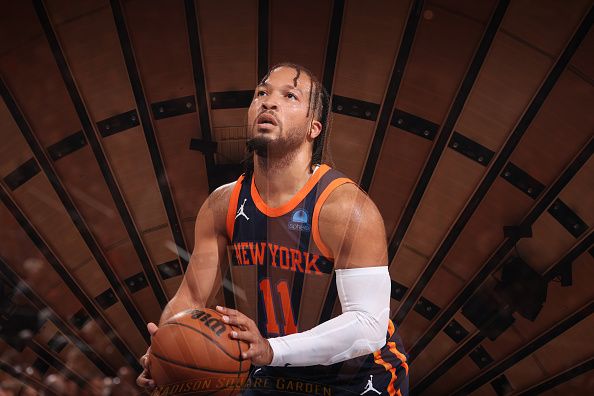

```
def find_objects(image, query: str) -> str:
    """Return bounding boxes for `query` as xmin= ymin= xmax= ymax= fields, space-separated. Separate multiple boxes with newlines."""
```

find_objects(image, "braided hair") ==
xmin=243 ymin=63 xmax=330 ymax=174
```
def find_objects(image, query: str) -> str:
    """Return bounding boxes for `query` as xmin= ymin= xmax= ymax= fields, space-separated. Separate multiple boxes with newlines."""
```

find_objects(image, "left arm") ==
xmin=218 ymin=183 xmax=391 ymax=366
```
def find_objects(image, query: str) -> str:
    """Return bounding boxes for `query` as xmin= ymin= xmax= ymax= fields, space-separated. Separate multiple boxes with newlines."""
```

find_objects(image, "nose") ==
xmin=261 ymin=96 xmax=278 ymax=111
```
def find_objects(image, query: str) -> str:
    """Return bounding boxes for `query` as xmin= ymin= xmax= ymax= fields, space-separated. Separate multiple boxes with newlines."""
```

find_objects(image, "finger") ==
xmin=216 ymin=305 xmax=240 ymax=317
xmin=242 ymin=344 xmax=259 ymax=360
xmin=222 ymin=313 xmax=250 ymax=328
xmin=230 ymin=329 xmax=257 ymax=344
xmin=136 ymin=371 xmax=155 ymax=389
xmin=147 ymin=322 xmax=159 ymax=336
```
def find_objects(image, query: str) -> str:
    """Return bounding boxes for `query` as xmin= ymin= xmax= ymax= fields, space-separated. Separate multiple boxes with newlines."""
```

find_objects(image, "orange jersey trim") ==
xmin=312 ymin=177 xmax=353 ymax=259
xmin=373 ymin=350 xmax=398 ymax=396
xmin=226 ymin=175 xmax=245 ymax=240
xmin=250 ymin=164 xmax=331 ymax=217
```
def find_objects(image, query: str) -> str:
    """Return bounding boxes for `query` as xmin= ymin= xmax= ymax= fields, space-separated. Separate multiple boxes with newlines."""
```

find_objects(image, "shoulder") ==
xmin=317 ymin=182 xmax=387 ymax=265
xmin=319 ymin=182 xmax=383 ymax=226
xmin=198 ymin=179 xmax=239 ymax=233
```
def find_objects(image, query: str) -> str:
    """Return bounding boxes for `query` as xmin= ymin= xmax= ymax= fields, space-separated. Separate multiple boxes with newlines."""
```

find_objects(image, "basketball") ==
xmin=148 ymin=308 xmax=250 ymax=395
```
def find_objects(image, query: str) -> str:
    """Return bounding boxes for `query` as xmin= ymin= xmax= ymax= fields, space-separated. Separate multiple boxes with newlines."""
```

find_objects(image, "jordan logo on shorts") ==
xmin=360 ymin=374 xmax=381 ymax=395
xmin=235 ymin=198 xmax=249 ymax=220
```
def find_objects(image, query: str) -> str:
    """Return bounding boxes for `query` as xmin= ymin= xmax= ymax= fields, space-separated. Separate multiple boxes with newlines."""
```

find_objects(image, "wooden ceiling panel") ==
xmin=269 ymin=0 xmax=331 ymax=79
xmin=51 ymin=148 xmax=128 ymax=251
xmin=197 ymin=0 xmax=257 ymax=92
xmin=501 ymin=0 xmax=592 ymax=57
xmin=399 ymin=310 xmax=435 ymax=350
xmin=395 ymin=1 xmax=493 ymax=124
xmin=129 ymin=286 xmax=162 ymax=325
xmin=0 ymin=102 xmax=33 ymax=178
xmin=427 ymin=0 xmax=495 ymax=24
xmin=50 ymin=6 xmax=135 ymax=122
xmin=33 ymin=321 xmax=99 ymax=380
xmin=333 ymin=0 xmax=411 ymax=103
xmin=162 ymin=277 xmax=183 ymax=302
xmin=559 ymin=155 xmax=594 ymax=226
xmin=0 ymin=2 xmax=44 ymax=57
xmin=440 ymin=179 xmax=535 ymax=280
xmin=182 ymin=218 xmax=196 ymax=253
xmin=408 ymin=330 xmax=463 ymax=386
xmin=532 ymin=312 xmax=594 ymax=381
xmin=541 ymin=368 xmax=594 ymax=395
xmin=152 ymin=114 xmax=209 ymax=221
xmin=122 ymin=0 xmax=195 ymax=102
xmin=399 ymin=150 xmax=485 ymax=259
xmin=101 ymin=129 xmax=169 ymax=231
xmin=517 ymin=214 xmax=581 ymax=274
xmin=101 ymin=304 xmax=147 ymax=356
xmin=509 ymin=72 xmax=594 ymax=187
xmin=12 ymin=177 xmax=91 ymax=269
xmin=44 ymin=0 xmax=108 ymax=26
xmin=325 ymin=114 xmax=376 ymax=180
xmin=211 ymin=108 xmax=249 ymax=130
xmin=423 ymin=266 xmax=465 ymax=309
xmin=142 ymin=226 xmax=178 ymax=266
xmin=570 ymin=27 xmax=594 ymax=81
xmin=71 ymin=261 xmax=110 ymax=296
xmin=77 ymin=322 xmax=128 ymax=369
xmin=389 ymin=244 xmax=429 ymax=289
xmin=501 ymin=354 xmax=548 ymax=394
xmin=370 ymin=129 xmax=433 ymax=237
xmin=421 ymin=355 xmax=481 ymax=396
xmin=122 ymin=0 xmax=209 ymax=228
xmin=0 ymin=4 xmax=81 ymax=148
xmin=455 ymin=34 xmax=552 ymax=151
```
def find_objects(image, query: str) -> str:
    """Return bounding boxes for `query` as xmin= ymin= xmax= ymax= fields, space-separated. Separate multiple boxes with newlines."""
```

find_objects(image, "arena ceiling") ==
xmin=0 ymin=0 xmax=593 ymax=394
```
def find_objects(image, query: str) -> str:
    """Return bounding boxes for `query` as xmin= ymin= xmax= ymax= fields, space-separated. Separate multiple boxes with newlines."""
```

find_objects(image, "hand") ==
xmin=216 ymin=306 xmax=273 ymax=366
xmin=136 ymin=323 xmax=159 ymax=390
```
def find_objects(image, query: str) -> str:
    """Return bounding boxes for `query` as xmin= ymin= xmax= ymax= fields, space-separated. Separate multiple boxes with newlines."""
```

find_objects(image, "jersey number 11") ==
xmin=259 ymin=279 xmax=297 ymax=335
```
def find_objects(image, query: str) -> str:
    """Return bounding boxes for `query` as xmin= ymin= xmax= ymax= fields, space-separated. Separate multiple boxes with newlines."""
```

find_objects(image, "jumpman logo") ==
xmin=360 ymin=374 xmax=381 ymax=395
xmin=235 ymin=198 xmax=249 ymax=220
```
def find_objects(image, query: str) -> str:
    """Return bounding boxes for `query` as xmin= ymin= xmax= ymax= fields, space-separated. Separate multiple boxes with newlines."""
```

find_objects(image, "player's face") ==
xmin=247 ymin=66 xmax=314 ymax=157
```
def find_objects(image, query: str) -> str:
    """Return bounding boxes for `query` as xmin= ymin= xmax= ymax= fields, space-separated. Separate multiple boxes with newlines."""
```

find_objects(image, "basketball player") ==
xmin=137 ymin=63 xmax=409 ymax=395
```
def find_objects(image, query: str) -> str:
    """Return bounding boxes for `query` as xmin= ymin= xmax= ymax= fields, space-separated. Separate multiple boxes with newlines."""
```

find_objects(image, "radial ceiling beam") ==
xmin=359 ymin=0 xmax=424 ymax=191
xmin=184 ymin=0 xmax=229 ymax=196
xmin=408 ymin=134 xmax=594 ymax=361
xmin=0 ymin=76 xmax=151 ymax=344
xmin=317 ymin=0 xmax=345 ymax=326
xmin=32 ymin=0 xmax=169 ymax=309
xmin=110 ymin=0 xmax=190 ymax=271
xmin=518 ymin=357 xmax=594 ymax=395
xmin=0 ymin=258 xmax=116 ymax=377
xmin=452 ymin=301 xmax=594 ymax=395
xmin=0 ymin=184 xmax=141 ymax=373
xmin=413 ymin=230 xmax=594 ymax=393
xmin=257 ymin=0 xmax=269 ymax=81
xmin=387 ymin=0 xmax=510 ymax=269
xmin=392 ymin=5 xmax=594 ymax=327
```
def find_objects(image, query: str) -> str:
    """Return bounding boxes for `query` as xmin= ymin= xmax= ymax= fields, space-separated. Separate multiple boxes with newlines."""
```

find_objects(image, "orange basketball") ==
xmin=148 ymin=308 xmax=250 ymax=395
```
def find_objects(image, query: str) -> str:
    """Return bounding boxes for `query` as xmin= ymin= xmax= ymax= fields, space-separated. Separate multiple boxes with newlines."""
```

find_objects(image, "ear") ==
xmin=308 ymin=120 xmax=322 ymax=140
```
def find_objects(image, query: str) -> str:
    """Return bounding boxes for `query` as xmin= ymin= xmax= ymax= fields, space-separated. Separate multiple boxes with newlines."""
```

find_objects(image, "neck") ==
xmin=253 ymin=148 xmax=316 ymax=207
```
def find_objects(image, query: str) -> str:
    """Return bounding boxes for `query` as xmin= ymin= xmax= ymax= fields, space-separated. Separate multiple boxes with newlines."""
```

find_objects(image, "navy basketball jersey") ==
xmin=225 ymin=164 xmax=408 ymax=395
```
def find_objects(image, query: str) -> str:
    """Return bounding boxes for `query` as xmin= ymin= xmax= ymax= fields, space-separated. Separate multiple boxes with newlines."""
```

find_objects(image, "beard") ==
xmin=246 ymin=124 xmax=305 ymax=160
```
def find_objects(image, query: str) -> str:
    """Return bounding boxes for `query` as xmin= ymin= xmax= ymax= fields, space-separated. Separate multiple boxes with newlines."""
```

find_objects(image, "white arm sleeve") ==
xmin=267 ymin=266 xmax=390 ymax=366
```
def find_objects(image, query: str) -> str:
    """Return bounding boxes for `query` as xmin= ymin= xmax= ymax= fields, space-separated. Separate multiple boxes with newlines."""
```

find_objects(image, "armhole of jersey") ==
xmin=312 ymin=177 xmax=353 ymax=260
xmin=226 ymin=175 xmax=245 ymax=240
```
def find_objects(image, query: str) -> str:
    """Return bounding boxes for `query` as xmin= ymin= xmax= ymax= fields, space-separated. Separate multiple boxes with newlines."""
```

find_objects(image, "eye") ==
xmin=287 ymin=92 xmax=298 ymax=100
xmin=256 ymin=90 xmax=267 ymax=97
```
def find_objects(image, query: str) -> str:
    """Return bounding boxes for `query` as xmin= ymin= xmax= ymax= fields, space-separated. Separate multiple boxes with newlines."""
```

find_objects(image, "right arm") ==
xmin=137 ymin=182 xmax=234 ymax=389
xmin=158 ymin=182 xmax=234 ymax=324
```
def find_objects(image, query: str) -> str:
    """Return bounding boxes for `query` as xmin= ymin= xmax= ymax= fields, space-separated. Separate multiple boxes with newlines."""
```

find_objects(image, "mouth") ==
xmin=256 ymin=113 xmax=278 ymax=128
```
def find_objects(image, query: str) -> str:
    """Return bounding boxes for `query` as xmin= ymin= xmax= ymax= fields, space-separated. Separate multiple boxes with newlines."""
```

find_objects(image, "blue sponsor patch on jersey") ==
xmin=289 ymin=209 xmax=310 ymax=231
